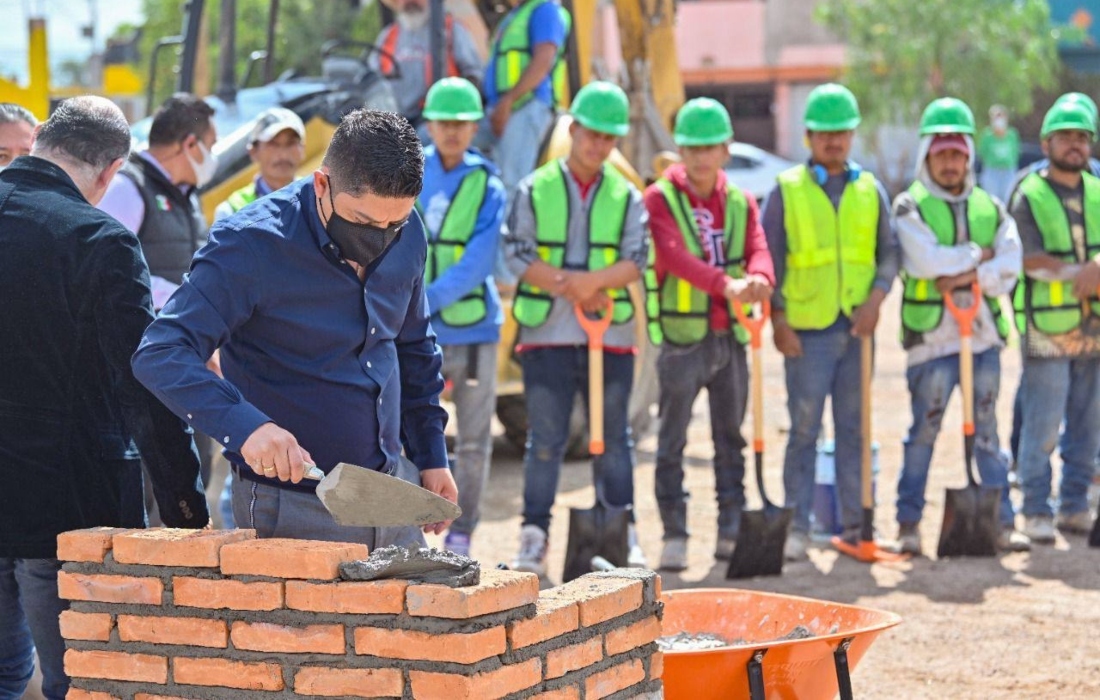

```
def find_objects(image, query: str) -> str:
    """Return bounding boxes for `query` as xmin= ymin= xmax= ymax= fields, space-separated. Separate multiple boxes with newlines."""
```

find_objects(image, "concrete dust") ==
xmin=341 ymin=544 xmax=480 ymax=586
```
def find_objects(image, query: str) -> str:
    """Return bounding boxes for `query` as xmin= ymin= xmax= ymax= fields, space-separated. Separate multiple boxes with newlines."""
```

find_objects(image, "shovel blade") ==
xmin=936 ymin=485 xmax=1000 ymax=558
xmin=315 ymin=461 xmax=461 ymax=528
xmin=725 ymin=505 xmax=792 ymax=579
xmin=562 ymin=503 xmax=631 ymax=583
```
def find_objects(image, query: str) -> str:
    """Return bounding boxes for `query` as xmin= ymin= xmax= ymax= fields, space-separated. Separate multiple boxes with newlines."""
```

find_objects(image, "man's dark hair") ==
xmin=0 ymin=103 xmax=37 ymax=128
xmin=34 ymin=96 xmax=130 ymax=171
xmin=322 ymin=109 xmax=423 ymax=198
xmin=148 ymin=93 xmax=216 ymax=147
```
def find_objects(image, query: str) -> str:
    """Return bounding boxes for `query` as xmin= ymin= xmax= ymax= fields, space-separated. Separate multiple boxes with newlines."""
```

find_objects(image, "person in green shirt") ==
xmin=977 ymin=104 xmax=1020 ymax=203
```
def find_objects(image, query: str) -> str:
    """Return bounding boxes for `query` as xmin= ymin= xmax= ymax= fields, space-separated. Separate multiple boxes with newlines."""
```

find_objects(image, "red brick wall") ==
xmin=58 ymin=528 xmax=663 ymax=700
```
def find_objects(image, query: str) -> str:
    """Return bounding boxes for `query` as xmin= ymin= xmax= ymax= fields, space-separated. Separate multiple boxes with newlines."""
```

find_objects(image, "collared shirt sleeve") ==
xmin=619 ymin=186 xmax=650 ymax=271
xmin=894 ymin=191 xmax=983 ymax=279
xmin=873 ymin=179 xmax=900 ymax=294
xmin=132 ymin=225 xmax=272 ymax=454
xmin=529 ymin=2 xmax=566 ymax=48
xmin=761 ymin=183 xmax=788 ymax=310
xmin=976 ymin=197 xmax=1022 ymax=297
xmin=743 ymin=194 xmax=776 ymax=285
xmin=426 ymin=173 xmax=505 ymax=313
xmin=97 ymin=173 xmax=145 ymax=234
xmin=504 ymin=178 xmax=539 ymax=279
xmin=452 ymin=20 xmax=485 ymax=82
xmin=396 ymin=225 xmax=450 ymax=472
xmin=96 ymin=226 xmax=208 ymax=528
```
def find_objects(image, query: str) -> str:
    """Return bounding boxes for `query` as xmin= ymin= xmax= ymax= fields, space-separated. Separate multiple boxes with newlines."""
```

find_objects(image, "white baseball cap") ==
xmin=249 ymin=107 xmax=306 ymax=145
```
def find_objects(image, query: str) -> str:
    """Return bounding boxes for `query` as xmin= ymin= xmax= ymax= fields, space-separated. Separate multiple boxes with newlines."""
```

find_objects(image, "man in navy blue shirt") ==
xmin=134 ymin=110 xmax=457 ymax=547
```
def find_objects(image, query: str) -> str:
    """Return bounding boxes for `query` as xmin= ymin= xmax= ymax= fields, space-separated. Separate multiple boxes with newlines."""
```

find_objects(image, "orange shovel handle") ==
xmin=573 ymin=298 xmax=615 ymax=350
xmin=942 ymin=281 xmax=981 ymax=337
xmin=731 ymin=297 xmax=771 ymax=349
xmin=575 ymin=299 xmax=614 ymax=455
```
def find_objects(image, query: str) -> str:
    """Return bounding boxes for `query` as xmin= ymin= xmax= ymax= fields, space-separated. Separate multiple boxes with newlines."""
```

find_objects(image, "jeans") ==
xmin=979 ymin=167 xmax=1017 ymax=204
xmin=476 ymin=99 xmax=555 ymax=196
xmin=441 ymin=342 xmax=499 ymax=536
xmin=654 ymin=333 xmax=748 ymax=540
xmin=896 ymin=350 xmax=1014 ymax=527
xmin=782 ymin=317 xmax=864 ymax=534
xmin=0 ymin=558 xmax=68 ymax=700
xmin=231 ymin=457 xmax=427 ymax=548
xmin=520 ymin=347 xmax=635 ymax=532
xmin=1017 ymin=356 xmax=1100 ymax=517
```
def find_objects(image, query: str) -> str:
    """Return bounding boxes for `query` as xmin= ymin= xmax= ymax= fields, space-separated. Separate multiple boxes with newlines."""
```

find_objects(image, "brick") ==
xmin=294 ymin=667 xmax=404 ymax=697
xmin=231 ymin=621 xmax=345 ymax=654
xmin=173 ymin=657 xmax=284 ymax=691
xmin=173 ymin=576 xmax=282 ymax=611
xmin=64 ymin=649 xmax=167 ymax=683
xmin=354 ymin=626 xmax=505 ymax=664
xmin=113 ymin=528 xmax=254 ymax=567
xmin=587 ymin=570 xmax=661 ymax=605
xmin=286 ymin=579 xmax=407 ymax=614
xmin=546 ymin=637 xmax=603 ymax=679
xmin=507 ymin=597 xmax=579 ymax=649
xmin=57 ymin=572 xmax=162 ymax=605
xmin=409 ymin=658 xmax=541 ymax=700
xmin=66 ymin=690 xmax=120 ymax=700
xmin=57 ymin=527 xmax=128 ymax=563
xmin=118 ymin=615 xmax=227 ymax=648
xmin=59 ymin=611 xmax=112 ymax=641
xmin=605 ymin=616 xmax=662 ymax=656
xmin=543 ymin=578 xmax=642 ymax=626
xmin=584 ymin=659 xmax=646 ymax=699
xmin=220 ymin=538 xmax=369 ymax=580
xmin=530 ymin=688 xmax=581 ymax=700
xmin=407 ymin=569 xmax=539 ymax=619
xmin=649 ymin=651 xmax=664 ymax=680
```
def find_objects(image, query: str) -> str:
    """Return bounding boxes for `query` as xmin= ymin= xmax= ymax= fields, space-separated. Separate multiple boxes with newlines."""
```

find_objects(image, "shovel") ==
xmin=1090 ymin=501 xmax=1100 ymax=548
xmin=833 ymin=335 xmax=909 ymax=563
xmin=937 ymin=282 xmax=1000 ymax=558
xmin=563 ymin=298 xmax=631 ymax=583
xmin=726 ymin=298 xmax=792 ymax=579
xmin=303 ymin=459 xmax=461 ymax=527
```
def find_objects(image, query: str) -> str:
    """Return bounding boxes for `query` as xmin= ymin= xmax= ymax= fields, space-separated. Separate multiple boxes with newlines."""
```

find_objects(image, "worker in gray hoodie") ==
xmin=892 ymin=97 xmax=1029 ymax=555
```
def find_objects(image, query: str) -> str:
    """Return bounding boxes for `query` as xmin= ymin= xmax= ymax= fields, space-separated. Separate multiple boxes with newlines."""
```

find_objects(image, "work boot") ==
xmin=714 ymin=536 xmax=736 ymax=561
xmin=512 ymin=525 xmax=548 ymax=576
xmin=627 ymin=524 xmax=648 ymax=568
xmin=659 ymin=538 xmax=688 ymax=571
xmin=783 ymin=531 xmax=810 ymax=562
xmin=895 ymin=523 xmax=922 ymax=556
xmin=443 ymin=531 xmax=471 ymax=557
xmin=996 ymin=527 xmax=1031 ymax=552
xmin=1055 ymin=510 xmax=1094 ymax=535
xmin=1023 ymin=515 xmax=1056 ymax=544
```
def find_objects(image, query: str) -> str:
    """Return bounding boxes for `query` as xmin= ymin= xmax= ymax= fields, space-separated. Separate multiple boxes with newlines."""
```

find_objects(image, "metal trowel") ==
xmin=304 ymin=460 xmax=461 ymax=527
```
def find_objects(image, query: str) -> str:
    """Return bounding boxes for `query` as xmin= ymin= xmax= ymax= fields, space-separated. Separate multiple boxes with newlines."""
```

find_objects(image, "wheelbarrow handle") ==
xmin=573 ymin=297 xmax=616 ymax=351
xmin=731 ymin=297 xmax=771 ymax=350
xmin=942 ymin=280 xmax=981 ymax=337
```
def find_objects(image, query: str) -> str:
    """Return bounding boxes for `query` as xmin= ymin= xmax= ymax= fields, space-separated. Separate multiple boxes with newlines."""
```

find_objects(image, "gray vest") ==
xmin=119 ymin=154 xmax=207 ymax=284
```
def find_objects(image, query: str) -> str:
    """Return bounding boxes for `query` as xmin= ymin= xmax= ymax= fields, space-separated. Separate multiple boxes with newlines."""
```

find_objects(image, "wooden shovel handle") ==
xmin=731 ymin=297 xmax=771 ymax=350
xmin=575 ymin=300 xmax=614 ymax=455
xmin=860 ymin=335 xmax=873 ymax=509
xmin=731 ymin=299 xmax=770 ymax=451
xmin=942 ymin=281 xmax=979 ymax=435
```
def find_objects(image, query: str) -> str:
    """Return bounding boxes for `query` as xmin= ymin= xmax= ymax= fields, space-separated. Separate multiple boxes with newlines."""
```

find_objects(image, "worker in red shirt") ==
xmin=644 ymin=98 xmax=775 ymax=571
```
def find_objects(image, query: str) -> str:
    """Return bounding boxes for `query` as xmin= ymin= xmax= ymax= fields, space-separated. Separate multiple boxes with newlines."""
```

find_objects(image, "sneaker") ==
xmin=512 ymin=525 xmax=548 ymax=576
xmin=627 ymin=525 xmax=648 ymax=568
xmin=1023 ymin=515 xmax=1056 ymax=544
xmin=659 ymin=538 xmax=688 ymax=571
xmin=784 ymin=531 xmax=810 ymax=562
xmin=443 ymin=531 xmax=471 ymax=557
xmin=997 ymin=527 xmax=1031 ymax=552
xmin=1055 ymin=510 xmax=1094 ymax=535
xmin=896 ymin=523 xmax=922 ymax=556
xmin=714 ymin=536 xmax=736 ymax=561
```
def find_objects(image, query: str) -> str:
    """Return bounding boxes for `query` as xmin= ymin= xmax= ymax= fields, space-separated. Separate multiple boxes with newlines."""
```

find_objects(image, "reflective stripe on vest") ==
xmin=776 ymin=164 xmax=879 ymax=330
xmin=379 ymin=16 xmax=460 ymax=86
xmin=902 ymin=182 xmax=1009 ymax=339
xmin=422 ymin=167 xmax=491 ymax=327
xmin=226 ymin=184 xmax=258 ymax=215
xmin=514 ymin=160 xmax=633 ymax=328
xmin=491 ymin=0 xmax=572 ymax=109
xmin=643 ymin=178 xmax=749 ymax=346
xmin=1012 ymin=171 xmax=1100 ymax=335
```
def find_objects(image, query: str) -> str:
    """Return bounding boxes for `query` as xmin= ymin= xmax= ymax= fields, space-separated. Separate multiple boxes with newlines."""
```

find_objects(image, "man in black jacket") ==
xmin=0 ymin=96 xmax=208 ymax=700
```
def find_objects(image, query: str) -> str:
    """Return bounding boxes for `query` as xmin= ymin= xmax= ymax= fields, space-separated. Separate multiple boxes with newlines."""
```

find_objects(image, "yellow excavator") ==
xmin=145 ymin=0 xmax=685 ymax=452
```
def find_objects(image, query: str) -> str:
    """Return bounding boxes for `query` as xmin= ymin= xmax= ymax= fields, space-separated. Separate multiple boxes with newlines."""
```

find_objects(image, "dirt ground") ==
xmin=24 ymin=295 xmax=1100 ymax=699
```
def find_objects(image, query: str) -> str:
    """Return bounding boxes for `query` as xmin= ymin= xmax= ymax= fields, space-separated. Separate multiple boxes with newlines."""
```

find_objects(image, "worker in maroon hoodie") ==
xmin=643 ymin=98 xmax=775 ymax=571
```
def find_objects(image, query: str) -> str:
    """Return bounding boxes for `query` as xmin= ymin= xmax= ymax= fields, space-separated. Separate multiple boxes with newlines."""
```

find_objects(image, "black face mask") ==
xmin=319 ymin=176 xmax=406 ymax=268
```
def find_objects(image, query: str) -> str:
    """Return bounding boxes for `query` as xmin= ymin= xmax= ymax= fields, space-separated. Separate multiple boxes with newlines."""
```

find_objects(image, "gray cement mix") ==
xmin=340 ymin=545 xmax=480 ymax=586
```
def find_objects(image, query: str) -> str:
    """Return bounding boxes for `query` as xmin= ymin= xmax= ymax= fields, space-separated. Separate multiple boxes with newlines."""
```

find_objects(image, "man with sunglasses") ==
xmin=134 ymin=109 xmax=457 ymax=547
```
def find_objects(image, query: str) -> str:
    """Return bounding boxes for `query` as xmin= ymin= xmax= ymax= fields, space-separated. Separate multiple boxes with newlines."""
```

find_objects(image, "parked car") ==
xmin=724 ymin=142 xmax=797 ymax=201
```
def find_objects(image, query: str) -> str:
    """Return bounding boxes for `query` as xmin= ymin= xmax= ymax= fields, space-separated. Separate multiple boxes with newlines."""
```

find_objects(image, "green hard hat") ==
xmin=1041 ymin=100 xmax=1097 ymax=139
xmin=804 ymin=83 xmax=861 ymax=132
xmin=919 ymin=97 xmax=975 ymax=136
xmin=1054 ymin=92 xmax=1099 ymax=122
xmin=673 ymin=97 xmax=733 ymax=146
xmin=422 ymin=77 xmax=484 ymax=121
xmin=570 ymin=81 xmax=630 ymax=137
